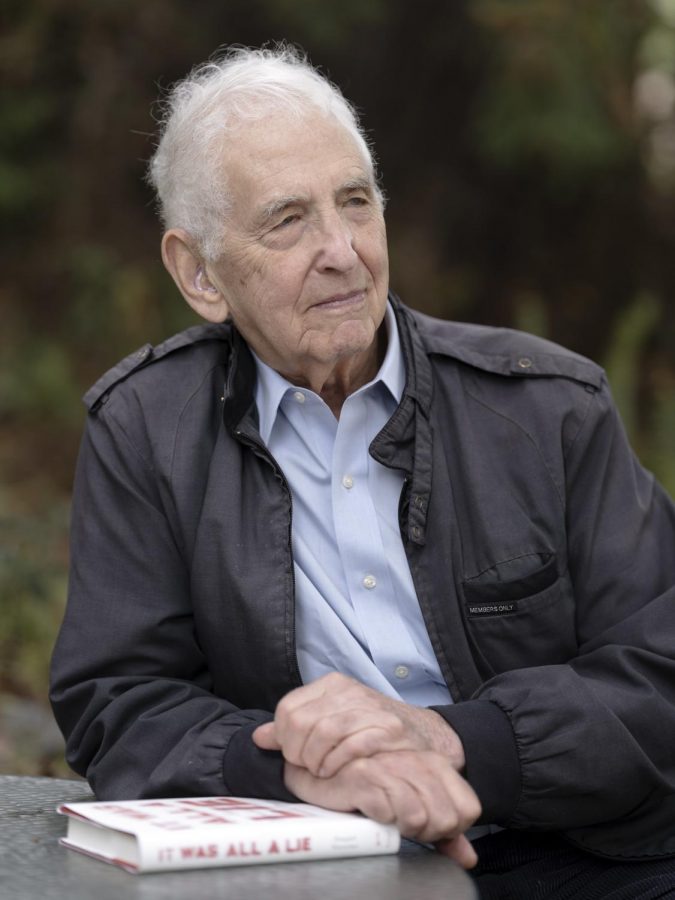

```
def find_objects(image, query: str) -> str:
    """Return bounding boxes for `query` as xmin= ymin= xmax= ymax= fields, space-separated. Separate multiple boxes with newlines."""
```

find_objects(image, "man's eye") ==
xmin=346 ymin=195 xmax=368 ymax=207
xmin=275 ymin=214 xmax=300 ymax=229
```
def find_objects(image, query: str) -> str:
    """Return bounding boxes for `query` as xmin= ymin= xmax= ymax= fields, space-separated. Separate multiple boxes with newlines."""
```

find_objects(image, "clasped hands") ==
xmin=252 ymin=673 xmax=481 ymax=868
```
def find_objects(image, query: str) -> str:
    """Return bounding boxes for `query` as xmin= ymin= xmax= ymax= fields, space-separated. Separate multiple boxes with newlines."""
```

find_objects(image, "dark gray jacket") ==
xmin=50 ymin=296 xmax=675 ymax=859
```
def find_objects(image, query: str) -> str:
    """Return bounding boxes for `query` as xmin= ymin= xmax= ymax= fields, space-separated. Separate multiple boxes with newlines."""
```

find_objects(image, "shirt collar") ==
xmin=253 ymin=301 xmax=405 ymax=445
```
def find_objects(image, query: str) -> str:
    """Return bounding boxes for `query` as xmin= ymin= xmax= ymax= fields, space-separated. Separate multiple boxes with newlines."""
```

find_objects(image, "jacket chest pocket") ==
xmin=461 ymin=553 xmax=577 ymax=677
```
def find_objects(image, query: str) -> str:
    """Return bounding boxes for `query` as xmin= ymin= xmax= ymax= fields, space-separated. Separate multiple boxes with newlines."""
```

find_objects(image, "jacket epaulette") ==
xmin=83 ymin=323 xmax=231 ymax=412
xmin=411 ymin=310 xmax=604 ymax=391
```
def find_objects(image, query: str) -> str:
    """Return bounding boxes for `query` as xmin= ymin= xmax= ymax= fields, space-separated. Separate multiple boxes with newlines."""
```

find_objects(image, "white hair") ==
xmin=147 ymin=44 xmax=381 ymax=261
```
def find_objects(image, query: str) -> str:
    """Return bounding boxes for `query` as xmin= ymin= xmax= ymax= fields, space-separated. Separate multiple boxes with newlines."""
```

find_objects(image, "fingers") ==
xmin=317 ymin=717 xmax=411 ymax=777
xmin=435 ymin=835 xmax=479 ymax=870
xmin=267 ymin=673 xmax=429 ymax=776
xmin=284 ymin=756 xmax=417 ymax=830
xmin=301 ymin=707 xmax=417 ymax=777
xmin=251 ymin=676 xmax=347 ymax=765
xmin=370 ymin=751 xmax=481 ymax=844
xmin=283 ymin=760 xmax=394 ymax=821
xmin=284 ymin=750 xmax=481 ymax=869
xmin=251 ymin=721 xmax=280 ymax=750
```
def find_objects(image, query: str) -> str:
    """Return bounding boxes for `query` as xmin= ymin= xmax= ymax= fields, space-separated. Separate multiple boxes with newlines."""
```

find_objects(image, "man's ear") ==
xmin=161 ymin=229 xmax=230 ymax=323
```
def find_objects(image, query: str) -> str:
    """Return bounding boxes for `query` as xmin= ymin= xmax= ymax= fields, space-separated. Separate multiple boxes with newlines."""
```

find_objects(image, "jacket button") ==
xmin=517 ymin=357 xmax=533 ymax=369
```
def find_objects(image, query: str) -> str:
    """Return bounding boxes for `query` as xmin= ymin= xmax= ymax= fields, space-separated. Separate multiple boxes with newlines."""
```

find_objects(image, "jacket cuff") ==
xmin=222 ymin=722 xmax=298 ymax=802
xmin=429 ymin=699 xmax=521 ymax=824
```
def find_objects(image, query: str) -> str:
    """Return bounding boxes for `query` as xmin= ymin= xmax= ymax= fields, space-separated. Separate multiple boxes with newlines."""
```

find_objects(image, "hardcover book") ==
xmin=57 ymin=795 xmax=401 ymax=874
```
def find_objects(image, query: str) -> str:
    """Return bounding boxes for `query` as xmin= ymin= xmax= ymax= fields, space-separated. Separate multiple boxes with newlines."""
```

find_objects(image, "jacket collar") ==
xmin=222 ymin=326 xmax=258 ymax=435
xmin=222 ymin=292 xmax=433 ymax=546
xmin=369 ymin=293 xmax=433 ymax=545
xmin=251 ymin=301 xmax=406 ymax=446
xmin=222 ymin=291 xmax=430 ymax=433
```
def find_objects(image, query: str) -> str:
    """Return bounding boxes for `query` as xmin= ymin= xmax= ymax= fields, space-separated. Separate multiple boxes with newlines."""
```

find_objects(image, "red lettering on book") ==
xmin=224 ymin=841 xmax=261 ymax=858
xmin=285 ymin=837 xmax=311 ymax=853
xmin=183 ymin=798 xmax=304 ymax=820
xmin=180 ymin=844 xmax=218 ymax=859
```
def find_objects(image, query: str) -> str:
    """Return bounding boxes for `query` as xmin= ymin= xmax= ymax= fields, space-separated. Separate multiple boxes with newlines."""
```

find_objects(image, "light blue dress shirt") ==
xmin=253 ymin=303 xmax=452 ymax=708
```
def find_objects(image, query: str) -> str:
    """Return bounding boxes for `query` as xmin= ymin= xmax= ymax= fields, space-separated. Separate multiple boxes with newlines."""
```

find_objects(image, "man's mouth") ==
xmin=311 ymin=289 xmax=366 ymax=310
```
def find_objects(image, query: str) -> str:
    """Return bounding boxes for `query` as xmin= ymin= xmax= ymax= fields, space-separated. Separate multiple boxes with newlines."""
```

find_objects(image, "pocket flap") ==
xmin=463 ymin=553 xmax=558 ymax=605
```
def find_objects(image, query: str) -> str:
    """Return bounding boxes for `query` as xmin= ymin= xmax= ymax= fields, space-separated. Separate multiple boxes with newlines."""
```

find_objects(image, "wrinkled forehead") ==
xmin=217 ymin=108 xmax=376 ymax=214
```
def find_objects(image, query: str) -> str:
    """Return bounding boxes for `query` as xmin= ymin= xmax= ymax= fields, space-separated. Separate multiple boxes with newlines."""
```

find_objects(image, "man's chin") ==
xmin=321 ymin=323 xmax=380 ymax=364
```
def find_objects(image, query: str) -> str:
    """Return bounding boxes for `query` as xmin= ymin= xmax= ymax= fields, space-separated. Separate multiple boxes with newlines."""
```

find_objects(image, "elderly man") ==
xmin=51 ymin=46 xmax=675 ymax=896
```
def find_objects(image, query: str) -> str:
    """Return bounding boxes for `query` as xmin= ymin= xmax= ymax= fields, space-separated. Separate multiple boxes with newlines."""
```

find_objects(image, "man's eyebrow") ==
xmin=254 ymin=177 xmax=376 ymax=227
xmin=338 ymin=176 xmax=375 ymax=195
xmin=256 ymin=195 xmax=307 ymax=225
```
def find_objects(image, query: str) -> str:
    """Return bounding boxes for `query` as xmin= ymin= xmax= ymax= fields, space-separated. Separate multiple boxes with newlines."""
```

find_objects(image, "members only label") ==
xmin=467 ymin=601 xmax=518 ymax=617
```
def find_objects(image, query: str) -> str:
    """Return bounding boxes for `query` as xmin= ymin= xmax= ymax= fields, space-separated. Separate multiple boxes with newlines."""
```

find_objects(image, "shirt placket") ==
xmin=332 ymin=391 xmax=423 ymax=695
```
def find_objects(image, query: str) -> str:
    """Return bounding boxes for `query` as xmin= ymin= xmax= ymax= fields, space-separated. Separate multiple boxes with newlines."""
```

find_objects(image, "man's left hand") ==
xmin=252 ymin=672 xmax=465 ymax=778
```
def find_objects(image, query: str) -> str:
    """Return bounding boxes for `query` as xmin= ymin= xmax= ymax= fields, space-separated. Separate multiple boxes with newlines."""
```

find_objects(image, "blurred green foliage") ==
xmin=473 ymin=1 xmax=640 ymax=174
xmin=1 ymin=0 xmax=673 ymax=775
xmin=0 ymin=503 xmax=68 ymax=696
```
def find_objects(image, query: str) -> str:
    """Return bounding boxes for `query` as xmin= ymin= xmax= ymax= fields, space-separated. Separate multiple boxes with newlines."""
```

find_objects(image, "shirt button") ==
xmin=394 ymin=665 xmax=409 ymax=679
xmin=342 ymin=475 xmax=354 ymax=489
xmin=362 ymin=574 xmax=377 ymax=590
xmin=293 ymin=391 xmax=306 ymax=403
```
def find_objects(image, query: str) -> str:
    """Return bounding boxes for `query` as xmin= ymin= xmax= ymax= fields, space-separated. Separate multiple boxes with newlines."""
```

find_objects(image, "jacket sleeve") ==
xmin=49 ymin=401 xmax=294 ymax=802
xmin=436 ymin=376 xmax=675 ymax=857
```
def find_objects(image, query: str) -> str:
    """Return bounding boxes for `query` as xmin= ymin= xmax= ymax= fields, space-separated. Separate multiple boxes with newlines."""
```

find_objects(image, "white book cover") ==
xmin=57 ymin=795 xmax=401 ymax=873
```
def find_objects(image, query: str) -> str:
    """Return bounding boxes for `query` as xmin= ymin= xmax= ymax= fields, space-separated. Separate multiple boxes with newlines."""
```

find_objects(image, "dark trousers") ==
xmin=470 ymin=830 xmax=675 ymax=900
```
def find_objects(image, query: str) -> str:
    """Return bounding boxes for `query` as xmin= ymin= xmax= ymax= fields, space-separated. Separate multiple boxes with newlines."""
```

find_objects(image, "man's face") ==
xmin=205 ymin=110 xmax=389 ymax=386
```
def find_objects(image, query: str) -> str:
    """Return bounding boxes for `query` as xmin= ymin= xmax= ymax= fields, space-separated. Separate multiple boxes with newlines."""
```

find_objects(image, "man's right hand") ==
xmin=283 ymin=748 xmax=481 ymax=869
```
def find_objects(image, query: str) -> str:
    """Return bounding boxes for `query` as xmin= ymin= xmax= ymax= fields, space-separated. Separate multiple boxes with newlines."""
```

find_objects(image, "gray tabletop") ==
xmin=0 ymin=776 xmax=478 ymax=899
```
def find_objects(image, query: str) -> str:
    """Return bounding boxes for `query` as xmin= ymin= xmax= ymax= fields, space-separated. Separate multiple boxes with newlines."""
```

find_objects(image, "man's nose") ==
xmin=314 ymin=212 xmax=358 ymax=272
